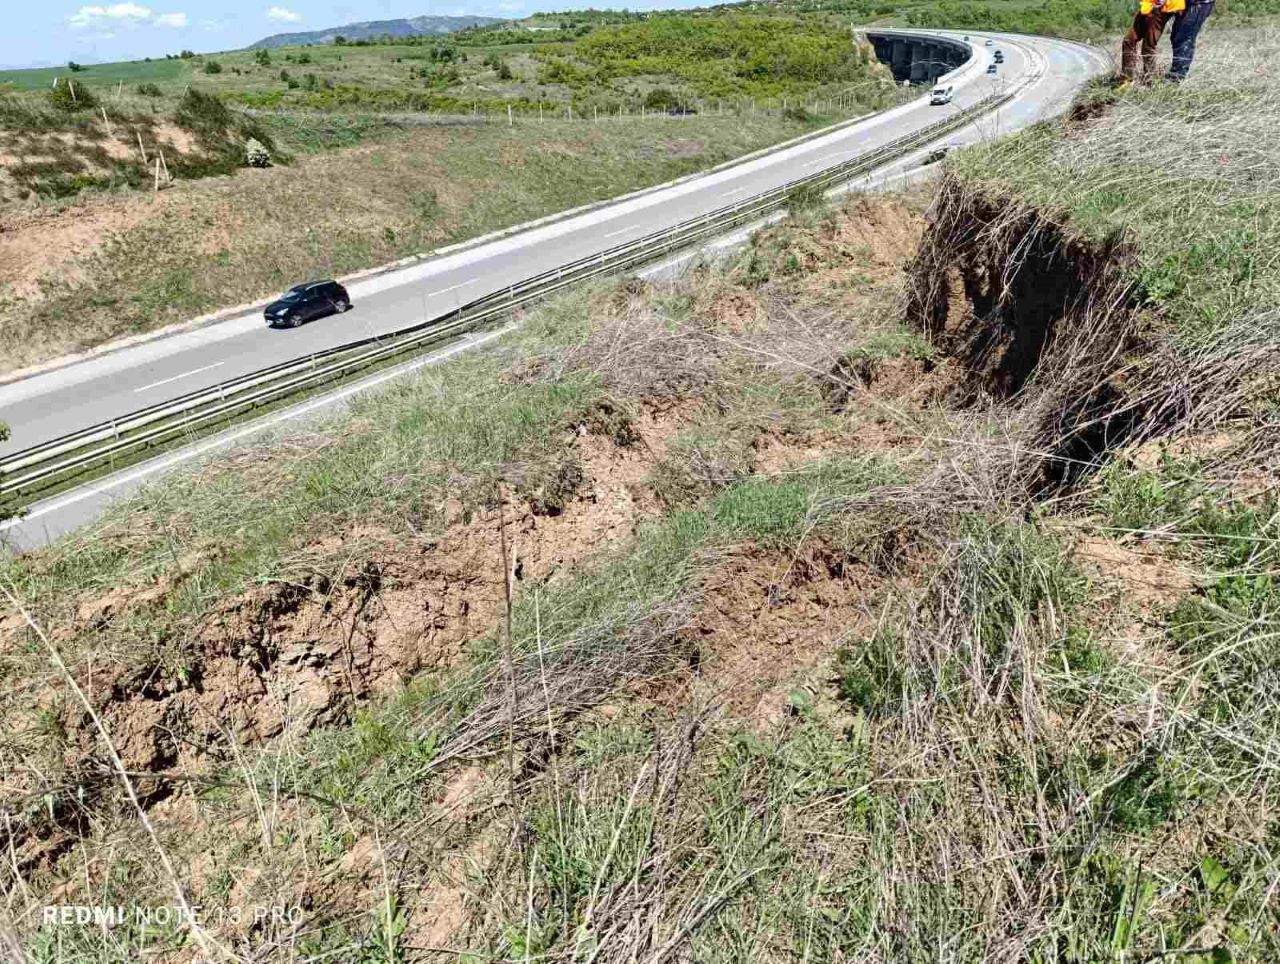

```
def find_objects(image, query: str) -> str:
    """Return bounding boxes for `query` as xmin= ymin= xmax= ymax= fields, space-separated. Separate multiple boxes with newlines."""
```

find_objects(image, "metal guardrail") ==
xmin=0 ymin=88 xmax=1017 ymax=507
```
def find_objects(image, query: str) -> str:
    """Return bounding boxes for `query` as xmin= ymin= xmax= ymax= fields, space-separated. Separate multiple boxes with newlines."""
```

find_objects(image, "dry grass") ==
xmin=4 ymin=80 xmax=1280 ymax=960
xmin=918 ymin=25 xmax=1280 ymax=489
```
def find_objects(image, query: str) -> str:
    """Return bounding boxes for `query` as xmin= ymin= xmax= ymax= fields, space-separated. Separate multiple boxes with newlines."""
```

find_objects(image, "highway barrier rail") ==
xmin=0 ymin=87 xmax=1019 ymax=510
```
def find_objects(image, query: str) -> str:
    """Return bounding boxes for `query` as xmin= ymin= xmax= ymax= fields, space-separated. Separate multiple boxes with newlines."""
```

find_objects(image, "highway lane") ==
xmin=0 ymin=30 xmax=1108 ymax=458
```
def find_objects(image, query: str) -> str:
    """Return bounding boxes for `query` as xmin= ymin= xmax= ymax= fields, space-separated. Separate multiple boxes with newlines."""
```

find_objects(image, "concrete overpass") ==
xmin=866 ymin=30 xmax=972 ymax=85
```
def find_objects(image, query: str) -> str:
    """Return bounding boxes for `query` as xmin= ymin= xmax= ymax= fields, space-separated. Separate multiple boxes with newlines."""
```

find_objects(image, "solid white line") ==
xmin=133 ymin=362 xmax=224 ymax=393
xmin=4 ymin=328 xmax=515 ymax=529
xmin=722 ymin=187 xmax=749 ymax=197
xmin=425 ymin=279 xmax=474 ymax=297
xmin=603 ymin=226 xmax=633 ymax=238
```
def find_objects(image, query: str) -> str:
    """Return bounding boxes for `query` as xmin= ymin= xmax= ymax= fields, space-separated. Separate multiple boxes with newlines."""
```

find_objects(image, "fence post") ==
xmin=508 ymin=104 xmax=512 ymax=126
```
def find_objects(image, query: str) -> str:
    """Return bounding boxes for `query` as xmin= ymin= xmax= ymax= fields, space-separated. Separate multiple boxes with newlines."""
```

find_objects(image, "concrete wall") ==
xmin=867 ymin=31 xmax=970 ymax=85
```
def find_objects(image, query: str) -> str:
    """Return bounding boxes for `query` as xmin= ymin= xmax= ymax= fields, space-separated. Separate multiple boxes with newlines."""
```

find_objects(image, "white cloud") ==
xmin=497 ymin=0 xmax=523 ymax=10
xmin=266 ymin=6 xmax=301 ymax=21
xmin=153 ymin=11 xmax=187 ymax=27
xmin=68 ymin=3 xmax=153 ymax=29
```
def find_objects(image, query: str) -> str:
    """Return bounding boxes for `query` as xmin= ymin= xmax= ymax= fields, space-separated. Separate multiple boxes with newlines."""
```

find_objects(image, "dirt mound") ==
xmin=0 ymin=416 xmax=684 ymax=875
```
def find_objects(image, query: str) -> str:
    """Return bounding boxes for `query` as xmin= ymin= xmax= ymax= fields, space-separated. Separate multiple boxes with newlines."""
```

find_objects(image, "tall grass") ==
xmin=950 ymin=26 xmax=1280 ymax=411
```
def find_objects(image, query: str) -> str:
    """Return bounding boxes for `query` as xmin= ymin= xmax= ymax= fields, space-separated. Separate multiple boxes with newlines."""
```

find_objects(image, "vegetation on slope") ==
xmin=6 ymin=18 xmax=1280 ymax=964
xmin=782 ymin=0 xmax=1280 ymax=39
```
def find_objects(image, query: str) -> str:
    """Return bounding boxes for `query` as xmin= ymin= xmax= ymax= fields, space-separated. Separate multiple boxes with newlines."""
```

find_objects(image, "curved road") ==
xmin=1 ymin=30 xmax=1111 ymax=547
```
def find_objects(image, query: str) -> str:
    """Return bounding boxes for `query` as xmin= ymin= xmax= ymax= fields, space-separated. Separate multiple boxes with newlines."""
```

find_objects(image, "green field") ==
xmin=0 ymin=56 xmax=187 ymax=91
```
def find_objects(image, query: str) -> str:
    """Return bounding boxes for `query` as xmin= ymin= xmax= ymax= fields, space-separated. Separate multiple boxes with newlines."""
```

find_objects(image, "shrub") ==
xmin=244 ymin=138 xmax=271 ymax=168
xmin=203 ymin=60 xmax=223 ymax=75
xmin=175 ymin=87 xmax=232 ymax=137
xmin=49 ymin=77 xmax=97 ymax=112
xmin=497 ymin=60 xmax=513 ymax=80
xmin=254 ymin=49 xmax=272 ymax=67
xmin=136 ymin=83 xmax=163 ymax=97
xmin=643 ymin=87 xmax=682 ymax=111
xmin=67 ymin=61 xmax=85 ymax=72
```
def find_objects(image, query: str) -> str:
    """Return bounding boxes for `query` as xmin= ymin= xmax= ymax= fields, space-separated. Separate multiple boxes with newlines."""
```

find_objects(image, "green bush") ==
xmin=642 ymin=87 xmax=683 ymax=112
xmin=48 ymin=77 xmax=97 ymax=112
xmin=203 ymin=60 xmax=223 ymax=75
xmin=135 ymin=83 xmax=163 ymax=97
xmin=175 ymin=87 xmax=232 ymax=137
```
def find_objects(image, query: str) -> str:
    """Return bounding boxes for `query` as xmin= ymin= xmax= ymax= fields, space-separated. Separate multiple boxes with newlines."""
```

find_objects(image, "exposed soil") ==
xmin=681 ymin=544 xmax=877 ymax=728
xmin=903 ymin=175 xmax=1167 ymax=490
xmin=1073 ymin=534 xmax=1198 ymax=610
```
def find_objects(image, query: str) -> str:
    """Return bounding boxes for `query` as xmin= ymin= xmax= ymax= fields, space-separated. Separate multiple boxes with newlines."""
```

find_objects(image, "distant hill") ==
xmin=249 ymin=15 xmax=506 ymax=49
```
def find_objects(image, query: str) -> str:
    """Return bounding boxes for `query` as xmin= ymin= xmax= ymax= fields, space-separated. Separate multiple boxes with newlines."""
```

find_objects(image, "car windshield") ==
xmin=279 ymin=286 xmax=310 ymax=302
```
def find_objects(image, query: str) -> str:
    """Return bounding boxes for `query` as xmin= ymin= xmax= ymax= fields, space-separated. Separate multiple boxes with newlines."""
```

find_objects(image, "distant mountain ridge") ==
xmin=249 ymin=15 xmax=506 ymax=49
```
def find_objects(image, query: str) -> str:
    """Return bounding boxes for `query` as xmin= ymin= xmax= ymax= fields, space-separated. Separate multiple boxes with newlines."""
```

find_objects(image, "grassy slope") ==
xmin=6 ymin=21 xmax=1280 ymax=964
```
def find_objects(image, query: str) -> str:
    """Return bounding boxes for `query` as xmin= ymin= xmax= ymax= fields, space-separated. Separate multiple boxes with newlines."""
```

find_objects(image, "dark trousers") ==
xmin=1170 ymin=1 xmax=1215 ymax=79
xmin=1121 ymin=9 xmax=1172 ymax=81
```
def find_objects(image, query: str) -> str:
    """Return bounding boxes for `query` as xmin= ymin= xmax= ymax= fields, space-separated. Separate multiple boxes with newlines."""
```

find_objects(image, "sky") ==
xmin=2 ymin=0 xmax=706 ymax=69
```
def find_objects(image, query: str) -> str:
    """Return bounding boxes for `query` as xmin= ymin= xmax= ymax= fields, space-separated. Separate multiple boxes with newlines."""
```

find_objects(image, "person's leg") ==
xmin=1170 ymin=2 xmax=1214 ymax=80
xmin=1121 ymin=12 xmax=1146 ymax=79
xmin=1140 ymin=9 xmax=1170 ymax=80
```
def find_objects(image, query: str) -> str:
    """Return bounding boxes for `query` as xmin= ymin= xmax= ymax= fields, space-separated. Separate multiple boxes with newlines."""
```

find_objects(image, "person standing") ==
xmin=1169 ymin=0 xmax=1216 ymax=80
xmin=1121 ymin=0 xmax=1185 ymax=82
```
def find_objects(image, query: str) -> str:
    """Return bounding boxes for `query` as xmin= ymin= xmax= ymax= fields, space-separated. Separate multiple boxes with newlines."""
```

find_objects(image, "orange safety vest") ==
xmin=1140 ymin=0 xmax=1186 ymax=12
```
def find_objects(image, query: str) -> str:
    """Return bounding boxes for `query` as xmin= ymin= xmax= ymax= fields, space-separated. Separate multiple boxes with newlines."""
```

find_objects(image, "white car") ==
xmin=985 ymin=39 xmax=994 ymax=46
xmin=930 ymin=84 xmax=954 ymax=105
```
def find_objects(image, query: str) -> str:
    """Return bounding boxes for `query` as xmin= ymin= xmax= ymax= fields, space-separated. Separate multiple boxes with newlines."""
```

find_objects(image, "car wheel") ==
xmin=334 ymin=299 xmax=349 ymax=313
xmin=291 ymin=314 xmax=304 ymax=328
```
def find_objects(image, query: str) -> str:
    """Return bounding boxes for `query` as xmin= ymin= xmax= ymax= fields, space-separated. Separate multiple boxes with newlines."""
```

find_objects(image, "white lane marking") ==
xmin=603 ymin=226 xmax=633 ymax=238
xmin=133 ymin=362 xmax=224 ymax=393
xmin=806 ymin=150 xmax=857 ymax=167
xmin=425 ymin=279 xmax=474 ymax=297
xmin=722 ymin=186 xmax=750 ymax=198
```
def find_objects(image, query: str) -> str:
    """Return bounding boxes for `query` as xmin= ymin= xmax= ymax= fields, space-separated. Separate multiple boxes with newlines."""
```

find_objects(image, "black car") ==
xmin=264 ymin=280 xmax=351 ymax=328
xmin=987 ymin=63 xmax=998 ymax=74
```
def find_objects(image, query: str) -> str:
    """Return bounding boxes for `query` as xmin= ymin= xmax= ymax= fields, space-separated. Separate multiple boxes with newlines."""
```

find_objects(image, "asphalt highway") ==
xmin=0 ymin=29 xmax=1112 ymax=547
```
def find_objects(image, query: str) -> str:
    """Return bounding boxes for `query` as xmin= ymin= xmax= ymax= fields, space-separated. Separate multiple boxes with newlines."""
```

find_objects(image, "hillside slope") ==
xmin=249 ymin=15 xmax=506 ymax=49
xmin=3 ymin=23 xmax=1277 ymax=964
